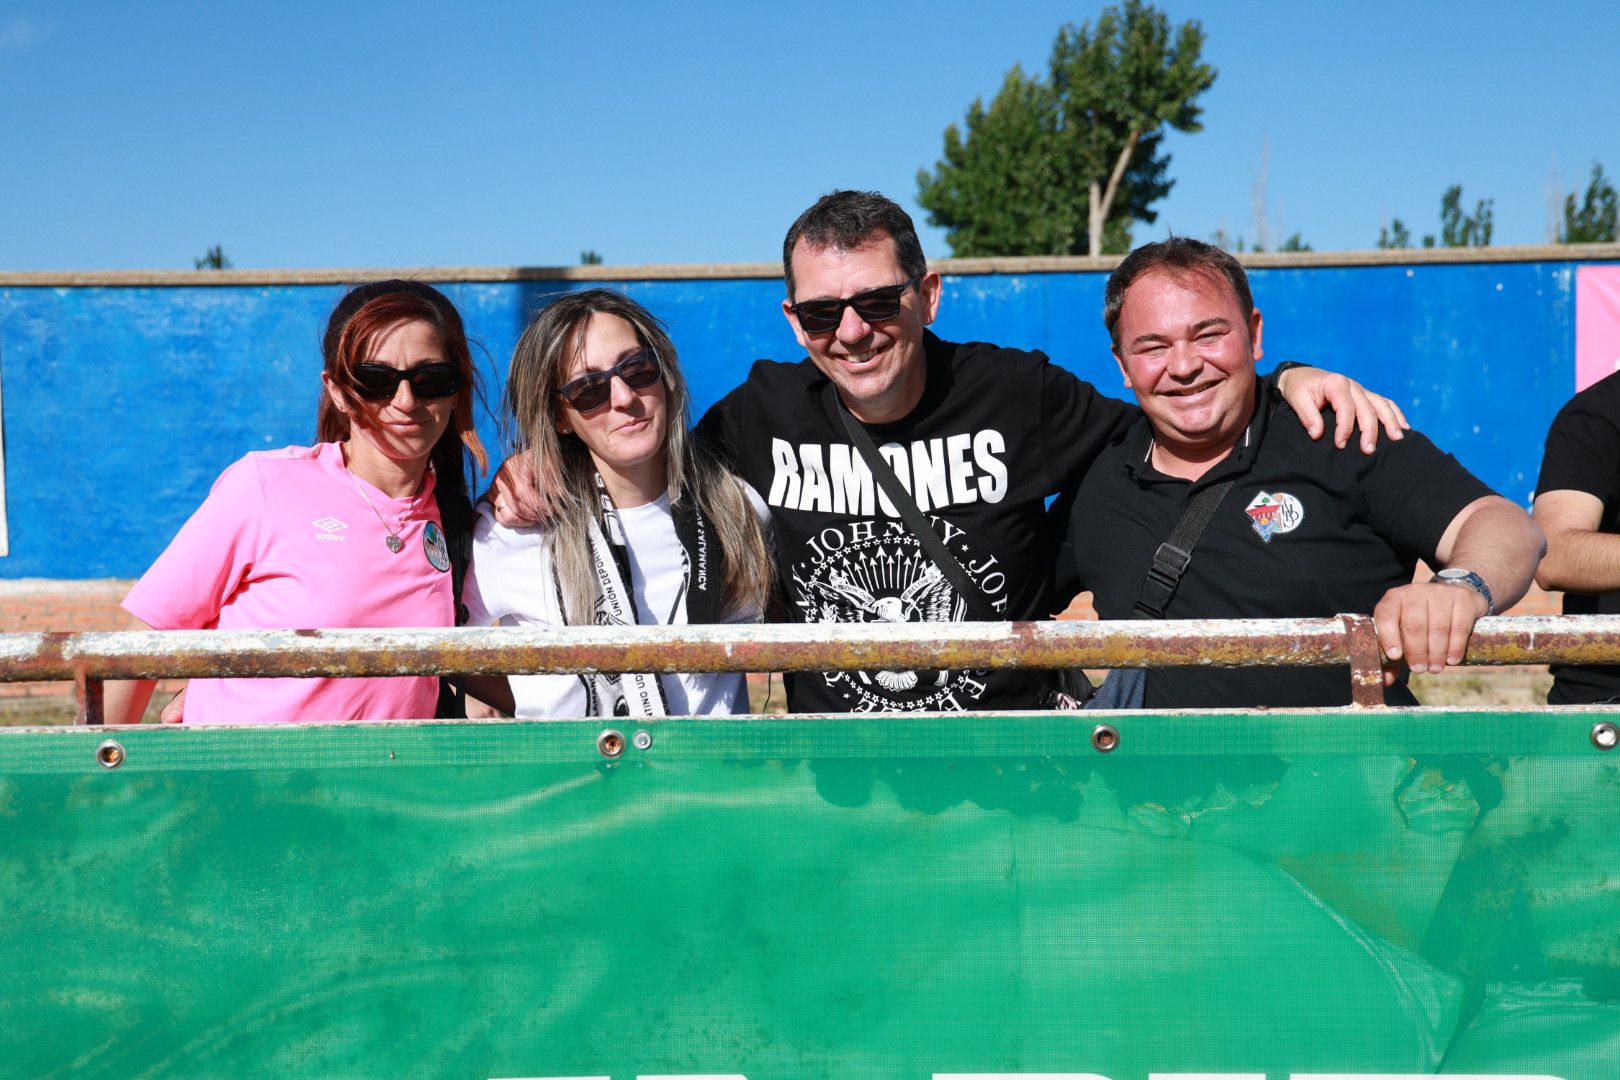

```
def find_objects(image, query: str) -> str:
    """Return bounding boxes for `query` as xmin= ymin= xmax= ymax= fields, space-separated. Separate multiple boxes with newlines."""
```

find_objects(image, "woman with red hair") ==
xmin=105 ymin=280 xmax=493 ymax=724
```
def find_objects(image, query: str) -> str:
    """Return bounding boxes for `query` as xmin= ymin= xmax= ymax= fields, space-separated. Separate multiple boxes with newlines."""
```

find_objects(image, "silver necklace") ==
xmin=348 ymin=468 xmax=406 ymax=554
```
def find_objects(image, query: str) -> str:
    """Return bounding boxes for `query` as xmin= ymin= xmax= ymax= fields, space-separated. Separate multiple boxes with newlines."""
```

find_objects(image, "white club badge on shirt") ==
xmin=1244 ymin=491 xmax=1304 ymax=542
xmin=423 ymin=521 xmax=451 ymax=572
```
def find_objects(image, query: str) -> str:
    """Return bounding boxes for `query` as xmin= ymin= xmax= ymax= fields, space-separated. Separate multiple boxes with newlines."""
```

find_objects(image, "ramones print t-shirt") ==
xmin=696 ymin=332 xmax=1133 ymax=713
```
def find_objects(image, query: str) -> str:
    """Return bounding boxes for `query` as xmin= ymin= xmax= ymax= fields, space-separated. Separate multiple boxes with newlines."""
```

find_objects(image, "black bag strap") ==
xmin=832 ymin=394 xmax=998 ymax=622
xmin=1132 ymin=476 xmax=1236 ymax=619
xmin=433 ymin=485 xmax=476 ymax=719
xmin=436 ymin=487 xmax=474 ymax=626
xmin=830 ymin=393 xmax=1086 ymax=706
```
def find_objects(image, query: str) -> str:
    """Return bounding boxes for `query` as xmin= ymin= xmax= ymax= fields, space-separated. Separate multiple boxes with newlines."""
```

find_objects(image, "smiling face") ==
xmin=558 ymin=311 xmax=669 ymax=505
xmin=1113 ymin=266 xmax=1264 ymax=474
xmin=783 ymin=232 xmax=941 ymax=425
xmin=324 ymin=317 xmax=455 ymax=476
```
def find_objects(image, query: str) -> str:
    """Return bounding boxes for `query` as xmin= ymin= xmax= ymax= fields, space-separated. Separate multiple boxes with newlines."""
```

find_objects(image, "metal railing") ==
xmin=4 ymin=614 xmax=1620 ymax=723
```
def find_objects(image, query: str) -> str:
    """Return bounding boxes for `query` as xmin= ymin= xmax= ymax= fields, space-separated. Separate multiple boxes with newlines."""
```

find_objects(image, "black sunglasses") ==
xmin=789 ymin=274 xmax=924 ymax=334
xmin=350 ymin=361 xmax=459 ymax=402
xmin=556 ymin=347 xmax=663 ymax=412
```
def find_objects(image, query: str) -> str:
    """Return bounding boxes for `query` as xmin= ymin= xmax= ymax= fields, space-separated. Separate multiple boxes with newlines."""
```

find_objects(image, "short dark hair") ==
xmin=781 ymin=190 xmax=927 ymax=300
xmin=1103 ymin=237 xmax=1255 ymax=350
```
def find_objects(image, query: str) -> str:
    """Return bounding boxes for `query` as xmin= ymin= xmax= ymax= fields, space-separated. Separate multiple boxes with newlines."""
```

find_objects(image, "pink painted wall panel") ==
xmin=1577 ymin=264 xmax=1620 ymax=390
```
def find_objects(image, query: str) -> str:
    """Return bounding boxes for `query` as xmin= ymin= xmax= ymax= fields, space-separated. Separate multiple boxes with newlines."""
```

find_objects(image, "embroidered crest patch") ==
xmin=1245 ymin=491 xmax=1304 ymax=542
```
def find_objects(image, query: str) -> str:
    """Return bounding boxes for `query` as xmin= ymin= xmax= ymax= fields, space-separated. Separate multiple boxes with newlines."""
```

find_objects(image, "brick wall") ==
xmin=0 ymin=580 xmax=185 ymax=707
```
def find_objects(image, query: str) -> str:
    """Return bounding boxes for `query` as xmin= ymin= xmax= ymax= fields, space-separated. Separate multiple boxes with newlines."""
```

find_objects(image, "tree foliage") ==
xmin=1438 ymin=185 xmax=1493 ymax=248
xmin=917 ymin=1 xmax=1215 ymax=257
xmin=1377 ymin=219 xmax=1412 ymax=249
xmin=194 ymin=244 xmax=231 ymax=270
xmin=1559 ymin=163 xmax=1617 ymax=244
xmin=580 ymin=250 xmax=604 ymax=265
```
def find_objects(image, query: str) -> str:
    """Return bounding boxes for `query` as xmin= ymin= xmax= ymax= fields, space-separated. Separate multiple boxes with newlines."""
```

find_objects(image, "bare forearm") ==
xmin=1444 ymin=501 xmax=1545 ymax=612
xmin=103 ymin=679 xmax=157 ymax=725
xmin=1535 ymin=527 xmax=1620 ymax=593
xmin=462 ymin=675 xmax=514 ymax=716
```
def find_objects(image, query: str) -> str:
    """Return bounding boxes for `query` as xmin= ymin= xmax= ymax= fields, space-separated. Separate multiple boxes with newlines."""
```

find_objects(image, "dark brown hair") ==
xmin=315 ymin=280 xmax=488 ymax=500
xmin=1103 ymin=237 xmax=1255 ymax=350
xmin=782 ymin=190 xmax=928 ymax=300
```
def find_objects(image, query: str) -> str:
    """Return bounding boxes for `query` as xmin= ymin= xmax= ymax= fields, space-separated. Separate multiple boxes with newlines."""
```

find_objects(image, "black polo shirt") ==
xmin=1535 ymin=370 xmax=1620 ymax=704
xmin=1066 ymin=388 xmax=1494 ymax=707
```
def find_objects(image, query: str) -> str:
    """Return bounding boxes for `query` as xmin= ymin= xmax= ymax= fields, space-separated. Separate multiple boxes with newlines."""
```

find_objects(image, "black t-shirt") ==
xmin=1535 ymin=370 xmax=1620 ymax=703
xmin=696 ymin=331 xmax=1134 ymax=713
xmin=1066 ymin=391 xmax=1494 ymax=708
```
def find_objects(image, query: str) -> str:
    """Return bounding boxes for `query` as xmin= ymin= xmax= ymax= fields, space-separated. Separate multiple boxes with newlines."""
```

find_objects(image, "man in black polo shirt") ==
xmin=1064 ymin=238 xmax=1545 ymax=707
xmin=1533 ymin=371 xmax=1620 ymax=704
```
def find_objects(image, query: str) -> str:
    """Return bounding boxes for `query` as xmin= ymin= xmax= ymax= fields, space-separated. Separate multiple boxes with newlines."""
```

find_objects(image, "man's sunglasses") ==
xmin=789 ymin=274 xmax=924 ymax=334
xmin=350 ymin=361 xmax=460 ymax=402
xmin=556 ymin=347 xmax=662 ymax=412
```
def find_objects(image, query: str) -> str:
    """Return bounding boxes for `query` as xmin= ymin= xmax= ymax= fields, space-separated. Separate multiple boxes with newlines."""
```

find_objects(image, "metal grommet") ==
xmin=632 ymin=730 xmax=653 ymax=751
xmin=96 ymin=740 xmax=126 ymax=769
xmin=1592 ymin=722 xmax=1618 ymax=751
xmin=1091 ymin=724 xmax=1120 ymax=754
xmin=597 ymin=729 xmax=626 ymax=759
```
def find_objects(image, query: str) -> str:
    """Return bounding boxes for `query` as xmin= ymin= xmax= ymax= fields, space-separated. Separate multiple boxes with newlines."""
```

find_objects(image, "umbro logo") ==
xmin=313 ymin=516 xmax=349 ymax=541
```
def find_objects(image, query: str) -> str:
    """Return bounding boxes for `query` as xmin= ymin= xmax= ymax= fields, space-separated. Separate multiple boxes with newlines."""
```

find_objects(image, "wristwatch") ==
xmin=1431 ymin=568 xmax=1495 ymax=615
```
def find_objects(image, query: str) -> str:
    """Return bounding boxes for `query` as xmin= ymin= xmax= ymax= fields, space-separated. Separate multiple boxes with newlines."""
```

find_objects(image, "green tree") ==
xmin=1438 ymin=185 xmax=1493 ymax=247
xmin=1559 ymin=163 xmax=1617 ymax=243
xmin=194 ymin=244 xmax=231 ymax=269
xmin=580 ymin=250 xmax=603 ymax=265
xmin=1278 ymin=232 xmax=1312 ymax=252
xmin=917 ymin=1 xmax=1215 ymax=256
xmin=1377 ymin=219 xmax=1411 ymax=249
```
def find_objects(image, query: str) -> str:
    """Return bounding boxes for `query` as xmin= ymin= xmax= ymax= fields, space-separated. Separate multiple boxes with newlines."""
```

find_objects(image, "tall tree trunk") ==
xmin=1088 ymin=129 xmax=1141 ymax=255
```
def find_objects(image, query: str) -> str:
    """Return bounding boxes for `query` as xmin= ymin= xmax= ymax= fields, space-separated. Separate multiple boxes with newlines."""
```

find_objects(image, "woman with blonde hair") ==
xmin=466 ymin=289 xmax=772 ymax=717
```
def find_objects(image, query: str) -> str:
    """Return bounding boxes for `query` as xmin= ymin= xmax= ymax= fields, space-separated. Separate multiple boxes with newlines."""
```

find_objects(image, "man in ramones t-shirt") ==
xmin=1061 ymin=237 xmax=1545 ymax=708
xmin=692 ymin=193 xmax=1407 ymax=713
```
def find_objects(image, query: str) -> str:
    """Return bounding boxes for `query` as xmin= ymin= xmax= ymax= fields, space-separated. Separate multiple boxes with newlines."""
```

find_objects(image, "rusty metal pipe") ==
xmin=3 ymin=615 xmax=1619 ymax=684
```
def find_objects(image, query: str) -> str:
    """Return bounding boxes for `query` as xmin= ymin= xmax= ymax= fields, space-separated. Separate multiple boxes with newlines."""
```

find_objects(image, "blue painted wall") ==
xmin=0 ymin=259 xmax=1600 ymax=580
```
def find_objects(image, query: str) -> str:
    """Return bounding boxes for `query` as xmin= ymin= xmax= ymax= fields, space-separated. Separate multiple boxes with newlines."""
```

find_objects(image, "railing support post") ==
xmin=1340 ymin=614 xmax=1384 ymax=708
xmin=75 ymin=669 xmax=104 ymax=726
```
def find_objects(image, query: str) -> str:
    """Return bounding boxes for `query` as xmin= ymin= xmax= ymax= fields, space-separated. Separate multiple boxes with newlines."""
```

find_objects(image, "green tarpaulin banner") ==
xmin=1 ymin=711 xmax=1616 ymax=1079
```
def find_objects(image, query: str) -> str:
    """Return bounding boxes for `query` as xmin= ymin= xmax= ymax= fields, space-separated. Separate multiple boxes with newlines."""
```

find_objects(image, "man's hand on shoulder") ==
xmin=1276 ymin=366 xmax=1410 ymax=453
xmin=485 ymin=452 xmax=549 ymax=527
xmin=1373 ymin=580 xmax=1489 ymax=680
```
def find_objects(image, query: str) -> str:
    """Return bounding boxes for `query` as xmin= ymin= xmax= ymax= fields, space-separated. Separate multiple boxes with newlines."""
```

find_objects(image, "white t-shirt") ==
xmin=464 ymin=486 xmax=769 ymax=717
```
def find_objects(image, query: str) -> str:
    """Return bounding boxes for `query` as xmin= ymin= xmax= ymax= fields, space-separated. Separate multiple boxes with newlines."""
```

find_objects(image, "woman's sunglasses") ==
xmin=350 ymin=361 xmax=459 ymax=402
xmin=789 ymin=274 xmax=924 ymax=334
xmin=556 ymin=347 xmax=662 ymax=412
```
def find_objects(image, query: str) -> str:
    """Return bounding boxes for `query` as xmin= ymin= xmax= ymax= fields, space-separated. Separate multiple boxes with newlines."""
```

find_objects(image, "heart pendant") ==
xmin=386 ymin=535 xmax=404 ymax=554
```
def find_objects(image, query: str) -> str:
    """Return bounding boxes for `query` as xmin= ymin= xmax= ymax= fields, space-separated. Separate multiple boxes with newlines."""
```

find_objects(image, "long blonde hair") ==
xmin=507 ymin=289 xmax=772 ymax=625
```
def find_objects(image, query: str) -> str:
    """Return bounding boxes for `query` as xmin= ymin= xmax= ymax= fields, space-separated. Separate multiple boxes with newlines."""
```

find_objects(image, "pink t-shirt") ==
xmin=124 ymin=442 xmax=452 ymax=724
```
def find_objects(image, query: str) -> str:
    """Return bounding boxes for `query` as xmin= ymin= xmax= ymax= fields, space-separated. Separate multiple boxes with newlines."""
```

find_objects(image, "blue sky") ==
xmin=3 ymin=0 xmax=1615 ymax=271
